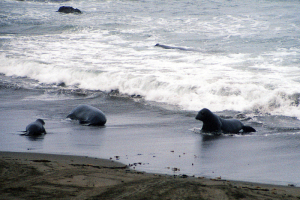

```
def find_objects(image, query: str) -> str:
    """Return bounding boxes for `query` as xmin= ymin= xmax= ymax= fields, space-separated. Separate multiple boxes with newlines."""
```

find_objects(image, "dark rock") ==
xmin=57 ymin=6 xmax=82 ymax=14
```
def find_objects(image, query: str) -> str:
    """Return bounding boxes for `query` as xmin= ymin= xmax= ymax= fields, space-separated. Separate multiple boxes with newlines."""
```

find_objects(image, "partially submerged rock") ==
xmin=57 ymin=6 xmax=82 ymax=14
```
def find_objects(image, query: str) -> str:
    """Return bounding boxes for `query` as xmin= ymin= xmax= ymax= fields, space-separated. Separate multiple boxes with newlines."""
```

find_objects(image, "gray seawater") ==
xmin=1 ymin=0 xmax=300 ymax=186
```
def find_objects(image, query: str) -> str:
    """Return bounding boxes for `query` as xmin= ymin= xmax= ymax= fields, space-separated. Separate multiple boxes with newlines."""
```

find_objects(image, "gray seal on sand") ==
xmin=195 ymin=108 xmax=256 ymax=134
xmin=25 ymin=119 xmax=47 ymax=136
xmin=67 ymin=104 xmax=107 ymax=126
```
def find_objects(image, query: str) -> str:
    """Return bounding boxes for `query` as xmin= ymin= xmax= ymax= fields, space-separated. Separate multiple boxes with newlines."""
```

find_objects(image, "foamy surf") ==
xmin=1 ymin=49 xmax=300 ymax=118
xmin=0 ymin=0 xmax=300 ymax=118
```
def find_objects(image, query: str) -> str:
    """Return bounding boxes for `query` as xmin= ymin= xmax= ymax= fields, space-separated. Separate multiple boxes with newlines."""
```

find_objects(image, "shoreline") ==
xmin=1 ymin=151 xmax=300 ymax=199
xmin=1 ymin=81 xmax=300 ymax=187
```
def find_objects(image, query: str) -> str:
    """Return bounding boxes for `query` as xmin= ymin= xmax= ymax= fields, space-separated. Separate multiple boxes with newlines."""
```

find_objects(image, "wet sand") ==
xmin=1 ymin=151 xmax=299 ymax=200
xmin=1 ymin=83 xmax=300 ymax=186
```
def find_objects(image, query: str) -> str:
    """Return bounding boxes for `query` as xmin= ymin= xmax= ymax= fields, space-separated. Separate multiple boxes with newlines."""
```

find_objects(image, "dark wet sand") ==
xmin=1 ymin=151 xmax=300 ymax=200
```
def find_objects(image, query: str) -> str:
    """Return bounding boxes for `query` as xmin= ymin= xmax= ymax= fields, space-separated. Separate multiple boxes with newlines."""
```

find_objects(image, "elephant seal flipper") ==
xmin=195 ymin=108 xmax=256 ymax=134
xmin=79 ymin=119 xmax=91 ymax=125
xmin=67 ymin=104 xmax=107 ymax=126
xmin=242 ymin=125 xmax=256 ymax=133
xmin=25 ymin=119 xmax=46 ymax=136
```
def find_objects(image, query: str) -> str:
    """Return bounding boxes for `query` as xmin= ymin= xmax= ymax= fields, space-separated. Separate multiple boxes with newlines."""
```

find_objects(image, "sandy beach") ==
xmin=1 ymin=151 xmax=299 ymax=200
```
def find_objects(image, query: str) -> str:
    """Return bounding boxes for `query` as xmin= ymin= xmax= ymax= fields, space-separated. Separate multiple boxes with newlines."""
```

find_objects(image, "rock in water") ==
xmin=57 ymin=6 xmax=82 ymax=14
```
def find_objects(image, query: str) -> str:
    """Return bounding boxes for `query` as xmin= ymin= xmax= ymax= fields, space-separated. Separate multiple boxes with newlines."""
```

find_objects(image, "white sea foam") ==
xmin=1 ymin=0 xmax=300 ymax=118
xmin=1 ymin=44 xmax=300 ymax=118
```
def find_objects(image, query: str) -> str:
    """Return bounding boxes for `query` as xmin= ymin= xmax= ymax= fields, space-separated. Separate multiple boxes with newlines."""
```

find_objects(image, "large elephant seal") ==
xmin=25 ymin=119 xmax=46 ymax=136
xmin=67 ymin=104 xmax=107 ymax=126
xmin=195 ymin=108 xmax=256 ymax=134
xmin=57 ymin=6 xmax=82 ymax=14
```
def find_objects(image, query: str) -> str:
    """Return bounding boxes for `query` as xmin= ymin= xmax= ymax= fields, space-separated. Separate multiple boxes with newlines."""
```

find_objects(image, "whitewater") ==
xmin=1 ymin=0 xmax=300 ymax=117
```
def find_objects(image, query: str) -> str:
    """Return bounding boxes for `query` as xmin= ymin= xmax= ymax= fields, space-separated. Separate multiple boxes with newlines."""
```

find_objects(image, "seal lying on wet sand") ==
xmin=67 ymin=104 xmax=107 ymax=126
xmin=195 ymin=108 xmax=256 ymax=134
xmin=25 ymin=119 xmax=46 ymax=136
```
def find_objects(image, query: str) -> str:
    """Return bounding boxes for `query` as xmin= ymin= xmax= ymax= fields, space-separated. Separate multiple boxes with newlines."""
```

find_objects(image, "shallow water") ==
xmin=1 ymin=78 xmax=300 ymax=186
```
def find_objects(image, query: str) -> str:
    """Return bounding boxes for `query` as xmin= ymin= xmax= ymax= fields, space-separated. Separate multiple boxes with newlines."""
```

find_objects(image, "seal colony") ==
xmin=21 ymin=106 xmax=256 ymax=136
xmin=196 ymin=108 xmax=256 ymax=134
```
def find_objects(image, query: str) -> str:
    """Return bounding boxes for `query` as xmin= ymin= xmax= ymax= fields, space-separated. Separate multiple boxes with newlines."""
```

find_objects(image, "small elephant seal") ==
xmin=25 ymin=119 xmax=46 ymax=136
xmin=57 ymin=6 xmax=82 ymax=14
xmin=67 ymin=104 xmax=107 ymax=126
xmin=195 ymin=108 xmax=256 ymax=134
xmin=155 ymin=43 xmax=200 ymax=52
xmin=155 ymin=43 xmax=189 ymax=51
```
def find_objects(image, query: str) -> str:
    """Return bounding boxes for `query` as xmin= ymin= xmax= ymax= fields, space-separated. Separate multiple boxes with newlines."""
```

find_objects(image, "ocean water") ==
xmin=1 ymin=0 xmax=300 ymax=186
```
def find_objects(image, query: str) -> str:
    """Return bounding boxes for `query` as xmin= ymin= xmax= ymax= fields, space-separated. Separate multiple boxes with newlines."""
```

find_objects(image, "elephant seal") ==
xmin=195 ymin=108 xmax=256 ymax=134
xmin=67 ymin=104 xmax=107 ymax=126
xmin=25 ymin=119 xmax=46 ymax=136
xmin=155 ymin=43 xmax=197 ymax=51
xmin=155 ymin=43 xmax=192 ymax=51
xmin=57 ymin=6 xmax=82 ymax=14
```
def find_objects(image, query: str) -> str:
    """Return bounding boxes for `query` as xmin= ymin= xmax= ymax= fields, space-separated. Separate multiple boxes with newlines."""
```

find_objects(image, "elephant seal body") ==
xmin=25 ymin=119 xmax=46 ymax=136
xmin=155 ymin=43 xmax=188 ymax=51
xmin=57 ymin=6 xmax=82 ymax=14
xmin=195 ymin=108 xmax=256 ymax=134
xmin=155 ymin=43 xmax=198 ymax=51
xmin=67 ymin=104 xmax=107 ymax=126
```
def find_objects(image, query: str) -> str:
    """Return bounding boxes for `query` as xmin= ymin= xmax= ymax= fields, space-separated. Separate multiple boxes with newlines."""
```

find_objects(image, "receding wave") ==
xmin=1 ymin=0 xmax=300 ymax=119
xmin=1 ymin=53 xmax=300 ymax=119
